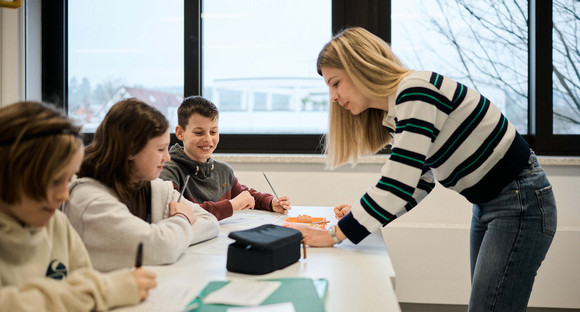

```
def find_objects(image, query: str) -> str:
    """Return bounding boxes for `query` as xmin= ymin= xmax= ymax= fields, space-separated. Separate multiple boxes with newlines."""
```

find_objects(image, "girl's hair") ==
xmin=177 ymin=95 xmax=219 ymax=130
xmin=79 ymin=98 xmax=169 ymax=203
xmin=316 ymin=27 xmax=411 ymax=168
xmin=0 ymin=101 xmax=82 ymax=204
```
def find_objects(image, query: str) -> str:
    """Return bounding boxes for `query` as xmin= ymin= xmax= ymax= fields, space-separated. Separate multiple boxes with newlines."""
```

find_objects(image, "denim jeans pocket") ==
xmin=536 ymin=184 xmax=557 ymax=236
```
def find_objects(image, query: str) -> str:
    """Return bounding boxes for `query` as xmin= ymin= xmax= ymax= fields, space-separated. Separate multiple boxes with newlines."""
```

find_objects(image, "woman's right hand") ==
xmin=133 ymin=268 xmax=157 ymax=301
xmin=168 ymin=201 xmax=197 ymax=225
xmin=334 ymin=204 xmax=351 ymax=220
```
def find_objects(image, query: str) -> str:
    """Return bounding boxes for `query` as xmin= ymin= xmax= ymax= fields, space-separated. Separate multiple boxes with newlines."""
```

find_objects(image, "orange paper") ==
xmin=283 ymin=214 xmax=327 ymax=229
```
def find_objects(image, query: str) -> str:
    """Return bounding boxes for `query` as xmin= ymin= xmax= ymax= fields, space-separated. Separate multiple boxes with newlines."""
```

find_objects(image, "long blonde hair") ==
xmin=317 ymin=27 xmax=411 ymax=168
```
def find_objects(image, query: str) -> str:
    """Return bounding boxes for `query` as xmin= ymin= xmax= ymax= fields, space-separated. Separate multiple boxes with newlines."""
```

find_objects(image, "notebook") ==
xmin=183 ymin=277 xmax=328 ymax=312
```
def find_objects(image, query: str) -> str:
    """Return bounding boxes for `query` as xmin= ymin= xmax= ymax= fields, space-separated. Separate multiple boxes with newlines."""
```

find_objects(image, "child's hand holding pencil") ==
xmin=262 ymin=172 xmax=292 ymax=213
xmin=272 ymin=196 xmax=291 ymax=214
xmin=133 ymin=242 xmax=158 ymax=301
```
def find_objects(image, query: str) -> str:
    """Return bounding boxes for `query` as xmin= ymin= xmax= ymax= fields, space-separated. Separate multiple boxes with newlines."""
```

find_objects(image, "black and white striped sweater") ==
xmin=339 ymin=71 xmax=530 ymax=244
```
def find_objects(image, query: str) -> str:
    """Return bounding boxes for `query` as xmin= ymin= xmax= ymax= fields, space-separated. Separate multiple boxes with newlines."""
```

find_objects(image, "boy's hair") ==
xmin=0 ymin=101 xmax=82 ymax=204
xmin=177 ymin=96 xmax=219 ymax=130
xmin=316 ymin=27 xmax=411 ymax=168
xmin=79 ymin=98 xmax=168 ymax=204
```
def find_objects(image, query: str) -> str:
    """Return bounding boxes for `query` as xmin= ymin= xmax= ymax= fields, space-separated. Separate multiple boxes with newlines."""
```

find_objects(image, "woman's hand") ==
xmin=230 ymin=191 xmax=255 ymax=211
xmin=132 ymin=268 xmax=157 ymax=301
xmin=168 ymin=201 xmax=197 ymax=225
xmin=290 ymin=225 xmax=335 ymax=247
xmin=334 ymin=204 xmax=351 ymax=220
xmin=272 ymin=196 xmax=291 ymax=214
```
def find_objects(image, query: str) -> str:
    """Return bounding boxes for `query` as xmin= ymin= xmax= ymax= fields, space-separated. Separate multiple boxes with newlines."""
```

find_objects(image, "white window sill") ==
xmin=213 ymin=154 xmax=580 ymax=166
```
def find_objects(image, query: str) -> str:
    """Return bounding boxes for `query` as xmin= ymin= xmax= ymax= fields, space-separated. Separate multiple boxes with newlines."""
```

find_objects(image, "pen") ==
xmin=135 ymin=242 xmax=143 ymax=268
xmin=177 ymin=175 xmax=191 ymax=202
xmin=262 ymin=172 xmax=286 ymax=211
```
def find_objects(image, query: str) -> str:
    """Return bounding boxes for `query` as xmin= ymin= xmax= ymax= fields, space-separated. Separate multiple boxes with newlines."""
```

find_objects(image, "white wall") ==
xmin=0 ymin=6 xmax=24 ymax=106
xmin=217 ymin=155 xmax=580 ymax=309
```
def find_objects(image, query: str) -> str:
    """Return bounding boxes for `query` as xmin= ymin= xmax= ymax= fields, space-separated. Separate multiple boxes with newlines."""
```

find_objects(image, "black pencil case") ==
xmin=226 ymin=224 xmax=302 ymax=275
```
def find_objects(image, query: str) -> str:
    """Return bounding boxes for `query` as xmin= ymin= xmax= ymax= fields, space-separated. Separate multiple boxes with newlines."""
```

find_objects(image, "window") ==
xmin=67 ymin=0 xmax=183 ymax=132
xmin=392 ymin=0 xmax=528 ymax=134
xmin=201 ymin=0 xmax=331 ymax=134
xmin=552 ymin=0 xmax=580 ymax=135
xmin=41 ymin=0 xmax=580 ymax=155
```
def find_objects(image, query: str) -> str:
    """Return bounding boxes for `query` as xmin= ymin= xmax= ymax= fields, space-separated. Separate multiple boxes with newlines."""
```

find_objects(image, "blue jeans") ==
xmin=469 ymin=151 xmax=557 ymax=312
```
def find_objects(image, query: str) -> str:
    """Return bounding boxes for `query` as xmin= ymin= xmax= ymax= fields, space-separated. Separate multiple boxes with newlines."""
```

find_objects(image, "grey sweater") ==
xmin=160 ymin=144 xmax=274 ymax=220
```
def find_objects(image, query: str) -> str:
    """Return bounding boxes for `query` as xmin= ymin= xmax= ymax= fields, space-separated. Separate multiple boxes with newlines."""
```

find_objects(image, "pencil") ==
xmin=262 ymin=172 xmax=287 ymax=211
xmin=135 ymin=242 xmax=143 ymax=268
xmin=177 ymin=175 xmax=191 ymax=202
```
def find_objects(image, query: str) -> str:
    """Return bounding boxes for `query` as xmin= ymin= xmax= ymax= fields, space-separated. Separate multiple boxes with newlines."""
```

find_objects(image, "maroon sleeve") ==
xmin=231 ymin=178 xmax=274 ymax=212
xmin=195 ymin=199 xmax=234 ymax=221
xmin=170 ymin=181 xmax=234 ymax=221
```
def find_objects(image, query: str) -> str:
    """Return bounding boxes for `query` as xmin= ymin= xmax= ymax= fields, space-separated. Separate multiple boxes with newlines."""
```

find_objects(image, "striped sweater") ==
xmin=339 ymin=71 xmax=530 ymax=244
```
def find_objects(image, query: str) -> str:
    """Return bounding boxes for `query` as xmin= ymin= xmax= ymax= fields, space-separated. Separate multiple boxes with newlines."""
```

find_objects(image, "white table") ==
xmin=115 ymin=206 xmax=400 ymax=312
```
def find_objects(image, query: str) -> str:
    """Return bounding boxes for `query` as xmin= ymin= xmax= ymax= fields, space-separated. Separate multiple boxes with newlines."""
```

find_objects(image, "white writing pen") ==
xmin=262 ymin=172 xmax=287 ymax=211
xmin=177 ymin=175 xmax=191 ymax=202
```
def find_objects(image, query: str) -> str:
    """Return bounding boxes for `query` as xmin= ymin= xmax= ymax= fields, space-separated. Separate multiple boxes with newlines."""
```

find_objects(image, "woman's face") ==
xmin=0 ymin=148 xmax=84 ymax=228
xmin=130 ymin=129 xmax=171 ymax=183
xmin=321 ymin=67 xmax=372 ymax=115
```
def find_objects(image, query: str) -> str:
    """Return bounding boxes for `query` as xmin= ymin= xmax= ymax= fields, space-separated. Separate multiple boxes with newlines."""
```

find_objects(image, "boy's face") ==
xmin=0 ymin=148 xmax=83 ymax=228
xmin=176 ymin=113 xmax=219 ymax=163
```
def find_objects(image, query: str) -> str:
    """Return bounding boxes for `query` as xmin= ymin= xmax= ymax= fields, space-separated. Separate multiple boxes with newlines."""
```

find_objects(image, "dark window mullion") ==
xmin=184 ymin=0 xmax=201 ymax=97
xmin=332 ymin=0 xmax=390 ymax=43
xmin=530 ymin=0 xmax=552 ymax=150
xmin=41 ymin=0 xmax=67 ymax=110
xmin=531 ymin=0 xmax=580 ymax=155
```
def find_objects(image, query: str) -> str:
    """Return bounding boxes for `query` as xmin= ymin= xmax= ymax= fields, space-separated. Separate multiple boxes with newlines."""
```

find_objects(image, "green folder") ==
xmin=184 ymin=277 xmax=327 ymax=312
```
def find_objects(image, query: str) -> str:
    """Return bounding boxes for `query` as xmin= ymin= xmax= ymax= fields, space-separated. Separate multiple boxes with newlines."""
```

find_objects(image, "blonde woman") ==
xmin=0 ymin=101 xmax=156 ymax=311
xmin=294 ymin=27 xmax=556 ymax=312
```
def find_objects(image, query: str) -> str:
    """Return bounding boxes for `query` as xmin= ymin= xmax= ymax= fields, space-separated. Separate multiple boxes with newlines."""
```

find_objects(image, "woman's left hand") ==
xmin=272 ymin=196 xmax=291 ymax=214
xmin=289 ymin=225 xmax=335 ymax=247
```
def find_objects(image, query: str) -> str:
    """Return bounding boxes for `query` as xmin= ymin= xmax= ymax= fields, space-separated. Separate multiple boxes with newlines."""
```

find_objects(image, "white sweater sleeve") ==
xmin=0 ymin=269 xmax=139 ymax=312
xmin=66 ymin=182 xmax=196 ymax=272
xmin=168 ymin=188 xmax=220 ymax=244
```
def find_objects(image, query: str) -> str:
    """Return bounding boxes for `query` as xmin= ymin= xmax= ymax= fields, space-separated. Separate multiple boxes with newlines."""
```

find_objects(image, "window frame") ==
xmin=41 ymin=0 xmax=580 ymax=156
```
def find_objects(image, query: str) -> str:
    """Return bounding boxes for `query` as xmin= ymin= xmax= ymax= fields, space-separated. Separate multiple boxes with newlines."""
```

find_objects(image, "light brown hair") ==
xmin=79 ymin=98 xmax=168 ymax=204
xmin=317 ymin=27 xmax=411 ymax=168
xmin=0 ymin=101 xmax=82 ymax=204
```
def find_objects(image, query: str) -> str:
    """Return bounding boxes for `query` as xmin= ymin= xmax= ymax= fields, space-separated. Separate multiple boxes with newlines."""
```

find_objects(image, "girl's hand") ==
xmin=272 ymin=196 xmax=291 ymax=214
xmin=289 ymin=225 xmax=335 ymax=247
xmin=168 ymin=201 xmax=197 ymax=225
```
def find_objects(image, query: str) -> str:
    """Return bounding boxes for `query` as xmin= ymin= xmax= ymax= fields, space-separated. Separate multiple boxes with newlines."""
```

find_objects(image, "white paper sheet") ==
xmin=226 ymin=302 xmax=296 ymax=312
xmin=203 ymin=280 xmax=281 ymax=306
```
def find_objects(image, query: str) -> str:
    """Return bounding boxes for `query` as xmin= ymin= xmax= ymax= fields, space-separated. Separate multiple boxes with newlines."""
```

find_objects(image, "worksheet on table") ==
xmin=219 ymin=210 xmax=287 ymax=231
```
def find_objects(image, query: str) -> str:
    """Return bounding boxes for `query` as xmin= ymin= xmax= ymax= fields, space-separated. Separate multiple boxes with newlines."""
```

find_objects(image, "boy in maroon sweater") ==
xmin=160 ymin=96 xmax=291 ymax=220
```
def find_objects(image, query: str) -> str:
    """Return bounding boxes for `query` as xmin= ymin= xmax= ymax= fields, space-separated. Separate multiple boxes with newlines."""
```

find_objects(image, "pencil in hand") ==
xmin=177 ymin=175 xmax=191 ymax=202
xmin=135 ymin=242 xmax=143 ymax=268
xmin=262 ymin=172 xmax=287 ymax=211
